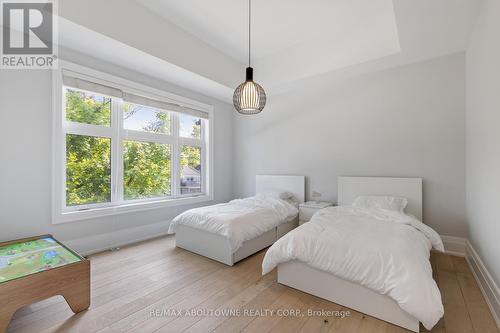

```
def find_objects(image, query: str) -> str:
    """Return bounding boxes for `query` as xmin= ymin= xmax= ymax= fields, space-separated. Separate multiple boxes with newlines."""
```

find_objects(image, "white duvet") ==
xmin=168 ymin=195 xmax=298 ymax=252
xmin=262 ymin=206 xmax=444 ymax=330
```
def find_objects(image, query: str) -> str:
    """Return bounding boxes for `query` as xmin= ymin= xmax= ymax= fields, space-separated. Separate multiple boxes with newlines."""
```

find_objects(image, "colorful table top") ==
xmin=0 ymin=236 xmax=82 ymax=284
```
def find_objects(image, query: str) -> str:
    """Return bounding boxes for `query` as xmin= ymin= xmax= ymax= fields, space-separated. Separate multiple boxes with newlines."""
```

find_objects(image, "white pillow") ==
xmin=258 ymin=191 xmax=294 ymax=200
xmin=279 ymin=191 xmax=294 ymax=200
xmin=352 ymin=195 xmax=408 ymax=213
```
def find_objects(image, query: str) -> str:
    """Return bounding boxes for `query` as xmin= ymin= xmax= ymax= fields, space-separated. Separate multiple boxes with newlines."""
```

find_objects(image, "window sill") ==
xmin=52 ymin=195 xmax=213 ymax=224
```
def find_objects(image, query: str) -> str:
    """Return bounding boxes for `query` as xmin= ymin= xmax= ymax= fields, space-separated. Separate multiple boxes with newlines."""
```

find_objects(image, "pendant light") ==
xmin=233 ymin=0 xmax=266 ymax=114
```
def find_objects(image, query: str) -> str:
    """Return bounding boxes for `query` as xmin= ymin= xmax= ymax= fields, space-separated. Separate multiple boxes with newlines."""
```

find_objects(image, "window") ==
xmin=123 ymin=103 xmax=171 ymax=135
xmin=180 ymin=145 xmax=202 ymax=194
xmin=66 ymin=89 xmax=111 ymax=126
xmin=66 ymin=134 xmax=111 ymax=206
xmin=179 ymin=113 xmax=201 ymax=139
xmin=53 ymin=63 xmax=212 ymax=223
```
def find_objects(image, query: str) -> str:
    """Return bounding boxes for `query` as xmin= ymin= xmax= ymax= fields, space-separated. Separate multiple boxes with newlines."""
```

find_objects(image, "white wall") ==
xmin=466 ymin=0 xmax=500 ymax=286
xmin=0 ymin=48 xmax=233 ymax=253
xmin=233 ymin=53 xmax=467 ymax=237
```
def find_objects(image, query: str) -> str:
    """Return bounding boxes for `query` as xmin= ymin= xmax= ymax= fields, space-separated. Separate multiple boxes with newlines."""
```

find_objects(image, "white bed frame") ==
xmin=277 ymin=176 xmax=423 ymax=333
xmin=175 ymin=175 xmax=305 ymax=266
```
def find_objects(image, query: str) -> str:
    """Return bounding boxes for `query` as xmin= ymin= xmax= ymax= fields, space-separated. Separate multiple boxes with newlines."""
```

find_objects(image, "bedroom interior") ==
xmin=0 ymin=0 xmax=499 ymax=332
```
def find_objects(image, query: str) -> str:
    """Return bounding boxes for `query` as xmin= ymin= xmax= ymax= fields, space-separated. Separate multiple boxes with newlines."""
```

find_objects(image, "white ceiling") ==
xmin=136 ymin=0 xmax=398 ymax=63
xmin=135 ymin=0 xmax=480 ymax=92
xmin=59 ymin=0 xmax=480 ymax=102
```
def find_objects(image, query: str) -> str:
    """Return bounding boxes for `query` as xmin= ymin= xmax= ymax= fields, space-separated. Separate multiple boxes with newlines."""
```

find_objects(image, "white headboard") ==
xmin=338 ymin=177 xmax=423 ymax=221
xmin=256 ymin=175 xmax=305 ymax=203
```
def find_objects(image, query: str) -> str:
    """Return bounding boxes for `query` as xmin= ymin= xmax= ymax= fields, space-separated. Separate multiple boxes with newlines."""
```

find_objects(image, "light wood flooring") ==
xmin=6 ymin=235 xmax=499 ymax=333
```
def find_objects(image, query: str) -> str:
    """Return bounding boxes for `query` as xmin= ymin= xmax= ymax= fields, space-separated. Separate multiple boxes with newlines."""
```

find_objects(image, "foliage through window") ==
xmin=123 ymin=141 xmax=171 ymax=200
xmin=179 ymin=114 xmax=202 ymax=139
xmin=66 ymin=89 xmax=111 ymax=126
xmin=66 ymin=134 xmax=111 ymax=206
xmin=61 ymin=83 xmax=209 ymax=213
xmin=123 ymin=103 xmax=171 ymax=134
xmin=180 ymin=146 xmax=201 ymax=194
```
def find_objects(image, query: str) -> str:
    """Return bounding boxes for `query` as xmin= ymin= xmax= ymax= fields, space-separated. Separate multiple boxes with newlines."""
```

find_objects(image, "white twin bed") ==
xmin=169 ymin=175 xmax=304 ymax=266
xmin=169 ymin=176 xmax=444 ymax=332
xmin=263 ymin=177 xmax=444 ymax=332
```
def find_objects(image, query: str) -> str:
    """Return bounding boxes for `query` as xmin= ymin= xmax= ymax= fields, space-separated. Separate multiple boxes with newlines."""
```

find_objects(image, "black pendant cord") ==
xmin=248 ymin=0 xmax=251 ymax=68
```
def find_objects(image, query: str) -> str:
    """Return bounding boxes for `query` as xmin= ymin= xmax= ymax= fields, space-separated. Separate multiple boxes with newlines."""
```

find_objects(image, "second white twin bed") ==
xmin=168 ymin=175 xmax=304 ymax=266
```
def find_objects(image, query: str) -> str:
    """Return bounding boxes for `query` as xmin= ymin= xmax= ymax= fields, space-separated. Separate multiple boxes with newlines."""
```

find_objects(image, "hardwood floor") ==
xmin=6 ymin=235 xmax=499 ymax=333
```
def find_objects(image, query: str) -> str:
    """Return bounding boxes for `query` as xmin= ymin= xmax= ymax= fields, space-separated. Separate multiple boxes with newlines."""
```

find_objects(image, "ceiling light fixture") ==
xmin=233 ymin=0 xmax=266 ymax=114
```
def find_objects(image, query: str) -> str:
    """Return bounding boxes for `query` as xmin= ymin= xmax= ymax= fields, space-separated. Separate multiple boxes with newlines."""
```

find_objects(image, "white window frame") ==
xmin=52 ymin=61 xmax=214 ymax=224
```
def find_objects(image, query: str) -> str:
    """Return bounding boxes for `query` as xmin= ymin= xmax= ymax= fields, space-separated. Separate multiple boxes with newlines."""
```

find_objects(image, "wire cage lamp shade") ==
xmin=233 ymin=0 xmax=266 ymax=115
xmin=233 ymin=68 xmax=266 ymax=114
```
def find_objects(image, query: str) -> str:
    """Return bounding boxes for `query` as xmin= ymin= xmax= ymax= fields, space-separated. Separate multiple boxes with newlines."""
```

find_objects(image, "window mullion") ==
xmin=178 ymin=137 xmax=203 ymax=147
xmin=64 ymin=122 xmax=113 ymax=138
xmin=111 ymin=98 xmax=123 ymax=205
xmin=60 ymin=85 xmax=68 ymax=211
xmin=123 ymin=129 xmax=175 ymax=145
xmin=172 ymin=113 xmax=180 ymax=198
xmin=201 ymin=119 xmax=207 ymax=195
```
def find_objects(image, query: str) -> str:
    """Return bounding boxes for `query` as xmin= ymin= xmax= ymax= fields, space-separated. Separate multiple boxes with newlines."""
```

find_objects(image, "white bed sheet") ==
xmin=168 ymin=195 xmax=298 ymax=252
xmin=262 ymin=206 xmax=444 ymax=330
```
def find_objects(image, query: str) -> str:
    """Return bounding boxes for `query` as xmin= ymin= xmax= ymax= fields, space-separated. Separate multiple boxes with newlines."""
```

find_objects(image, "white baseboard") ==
xmin=441 ymin=235 xmax=467 ymax=257
xmin=440 ymin=234 xmax=500 ymax=329
xmin=64 ymin=219 xmax=171 ymax=256
xmin=465 ymin=240 xmax=500 ymax=329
